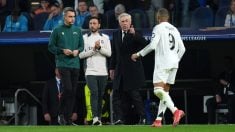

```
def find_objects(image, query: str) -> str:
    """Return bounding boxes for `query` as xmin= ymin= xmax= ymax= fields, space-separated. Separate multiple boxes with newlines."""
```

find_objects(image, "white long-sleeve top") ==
xmin=138 ymin=22 xmax=185 ymax=69
xmin=79 ymin=32 xmax=111 ymax=75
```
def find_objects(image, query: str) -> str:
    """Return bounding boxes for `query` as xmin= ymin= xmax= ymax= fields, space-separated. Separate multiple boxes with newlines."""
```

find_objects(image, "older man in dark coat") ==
xmin=109 ymin=12 xmax=148 ymax=124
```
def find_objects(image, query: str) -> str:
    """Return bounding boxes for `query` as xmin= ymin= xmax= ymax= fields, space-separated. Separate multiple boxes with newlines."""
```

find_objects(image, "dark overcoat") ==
xmin=110 ymin=30 xmax=148 ymax=91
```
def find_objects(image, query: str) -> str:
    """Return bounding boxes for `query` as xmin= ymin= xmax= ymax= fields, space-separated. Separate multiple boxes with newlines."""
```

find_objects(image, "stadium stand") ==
xmin=190 ymin=7 xmax=214 ymax=29
xmin=219 ymin=0 xmax=231 ymax=9
xmin=103 ymin=9 xmax=116 ymax=29
xmin=214 ymin=6 xmax=229 ymax=27
xmin=33 ymin=12 xmax=49 ymax=31
xmin=128 ymin=9 xmax=149 ymax=28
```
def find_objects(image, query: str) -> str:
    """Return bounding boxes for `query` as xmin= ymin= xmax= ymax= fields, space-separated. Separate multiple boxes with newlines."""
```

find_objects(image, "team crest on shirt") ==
xmin=151 ymin=33 xmax=155 ymax=41
xmin=61 ymin=32 xmax=64 ymax=35
xmin=100 ymin=40 xmax=104 ymax=44
xmin=73 ymin=32 xmax=78 ymax=35
xmin=151 ymin=33 xmax=155 ymax=38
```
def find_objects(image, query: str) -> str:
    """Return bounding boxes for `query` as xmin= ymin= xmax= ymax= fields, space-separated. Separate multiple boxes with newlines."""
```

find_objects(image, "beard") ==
xmin=91 ymin=28 xmax=98 ymax=33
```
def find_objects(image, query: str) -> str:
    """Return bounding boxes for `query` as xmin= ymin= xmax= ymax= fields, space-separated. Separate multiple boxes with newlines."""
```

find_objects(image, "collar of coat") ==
xmin=87 ymin=32 xmax=103 ymax=37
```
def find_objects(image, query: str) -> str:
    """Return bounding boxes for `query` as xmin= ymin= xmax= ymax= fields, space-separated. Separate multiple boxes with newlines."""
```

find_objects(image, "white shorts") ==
xmin=153 ymin=68 xmax=178 ymax=84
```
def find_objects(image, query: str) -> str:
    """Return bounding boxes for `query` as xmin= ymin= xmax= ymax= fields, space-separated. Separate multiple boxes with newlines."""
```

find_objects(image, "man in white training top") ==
xmin=79 ymin=16 xmax=111 ymax=125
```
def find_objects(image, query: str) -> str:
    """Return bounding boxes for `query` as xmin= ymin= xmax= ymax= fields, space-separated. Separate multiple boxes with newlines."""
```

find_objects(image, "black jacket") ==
xmin=110 ymin=29 xmax=148 ymax=91
xmin=42 ymin=78 xmax=60 ymax=117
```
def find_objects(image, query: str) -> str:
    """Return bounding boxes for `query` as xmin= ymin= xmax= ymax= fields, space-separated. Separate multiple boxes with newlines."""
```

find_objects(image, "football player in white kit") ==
xmin=131 ymin=8 xmax=186 ymax=127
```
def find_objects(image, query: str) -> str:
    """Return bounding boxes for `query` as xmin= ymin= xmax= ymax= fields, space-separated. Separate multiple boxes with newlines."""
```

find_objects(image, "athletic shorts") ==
xmin=153 ymin=68 xmax=178 ymax=84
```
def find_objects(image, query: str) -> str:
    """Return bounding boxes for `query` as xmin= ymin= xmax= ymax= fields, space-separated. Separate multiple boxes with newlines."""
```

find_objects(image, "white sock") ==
xmin=93 ymin=117 xmax=98 ymax=123
xmin=154 ymin=87 xmax=177 ymax=114
xmin=156 ymin=92 xmax=168 ymax=121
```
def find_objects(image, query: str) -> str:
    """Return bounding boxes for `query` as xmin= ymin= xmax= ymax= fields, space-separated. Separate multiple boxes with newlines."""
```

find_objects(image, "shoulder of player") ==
xmin=157 ymin=22 xmax=168 ymax=28
xmin=82 ymin=33 xmax=88 ymax=38
xmin=158 ymin=22 xmax=177 ymax=31
xmin=83 ymin=30 xmax=89 ymax=36
xmin=82 ymin=32 xmax=109 ymax=38
xmin=100 ymin=33 xmax=110 ymax=39
xmin=153 ymin=25 xmax=161 ymax=32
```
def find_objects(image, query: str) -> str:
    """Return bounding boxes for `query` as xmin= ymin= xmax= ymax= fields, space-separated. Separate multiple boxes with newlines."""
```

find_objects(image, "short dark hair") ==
xmin=50 ymin=1 xmax=60 ymax=8
xmin=63 ymin=7 xmax=76 ymax=16
xmin=157 ymin=8 xmax=169 ymax=18
xmin=78 ymin=0 xmax=87 ymax=4
xmin=89 ymin=16 xmax=100 ymax=24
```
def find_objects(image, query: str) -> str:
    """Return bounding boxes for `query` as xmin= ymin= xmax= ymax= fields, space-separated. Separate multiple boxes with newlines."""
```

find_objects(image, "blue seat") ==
xmin=129 ymin=9 xmax=149 ymax=29
xmin=214 ymin=6 xmax=229 ymax=27
xmin=33 ymin=12 xmax=49 ymax=31
xmin=219 ymin=0 xmax=230 ymax=9
xmin=190 ymin=7 xmax=214 ymax=29
xmin=21 ymin=12 xmax=33 ymax=30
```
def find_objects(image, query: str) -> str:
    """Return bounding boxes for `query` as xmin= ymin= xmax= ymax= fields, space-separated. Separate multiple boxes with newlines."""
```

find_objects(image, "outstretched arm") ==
xmin=131 ymin=28 xmax=159 ymax=61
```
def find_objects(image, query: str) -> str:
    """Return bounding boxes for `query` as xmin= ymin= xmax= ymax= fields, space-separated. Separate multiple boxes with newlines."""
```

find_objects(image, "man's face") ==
xmin=78 ymin=2 xmax=87 ymax=12
xmin=231 ymin=1 xmax=235 ymax=13
xmin=40 ymin=0 xmax=49 ymax=8
xmin=89 ymin=6 xmax=98 ymax=17
xmin=119 ymin=16 xmax=131 ymax=32
xmin=89 ymin=18 xmax=100 ymax=32
xmin=50 ymin=6 xmax=60 ymax=16
xmin=64 ymin=11 xmax=75 ymax=25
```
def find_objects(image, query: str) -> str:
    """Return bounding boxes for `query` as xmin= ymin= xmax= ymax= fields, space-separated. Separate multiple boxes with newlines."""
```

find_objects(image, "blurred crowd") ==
xmin=0 ymin=0 xmax=234 ymax=32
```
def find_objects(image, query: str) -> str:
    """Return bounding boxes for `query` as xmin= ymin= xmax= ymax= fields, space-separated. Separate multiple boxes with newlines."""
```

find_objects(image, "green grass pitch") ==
xmin=1 ymin=125 xmax=235 ymax=132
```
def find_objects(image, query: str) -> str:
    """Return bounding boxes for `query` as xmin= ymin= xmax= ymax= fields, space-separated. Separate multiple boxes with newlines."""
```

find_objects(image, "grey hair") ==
xmin=63 ymin=7 xmax=76 ymax=16
xmin=118 ymin=13 xmax=132 ymax=22
xmin=114 ymin=4 xmax=126 ymax=14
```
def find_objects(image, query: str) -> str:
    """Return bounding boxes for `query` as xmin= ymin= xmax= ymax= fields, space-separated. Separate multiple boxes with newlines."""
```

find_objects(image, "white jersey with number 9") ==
xmin=139 ymin=22 xmax=185 ymax=70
